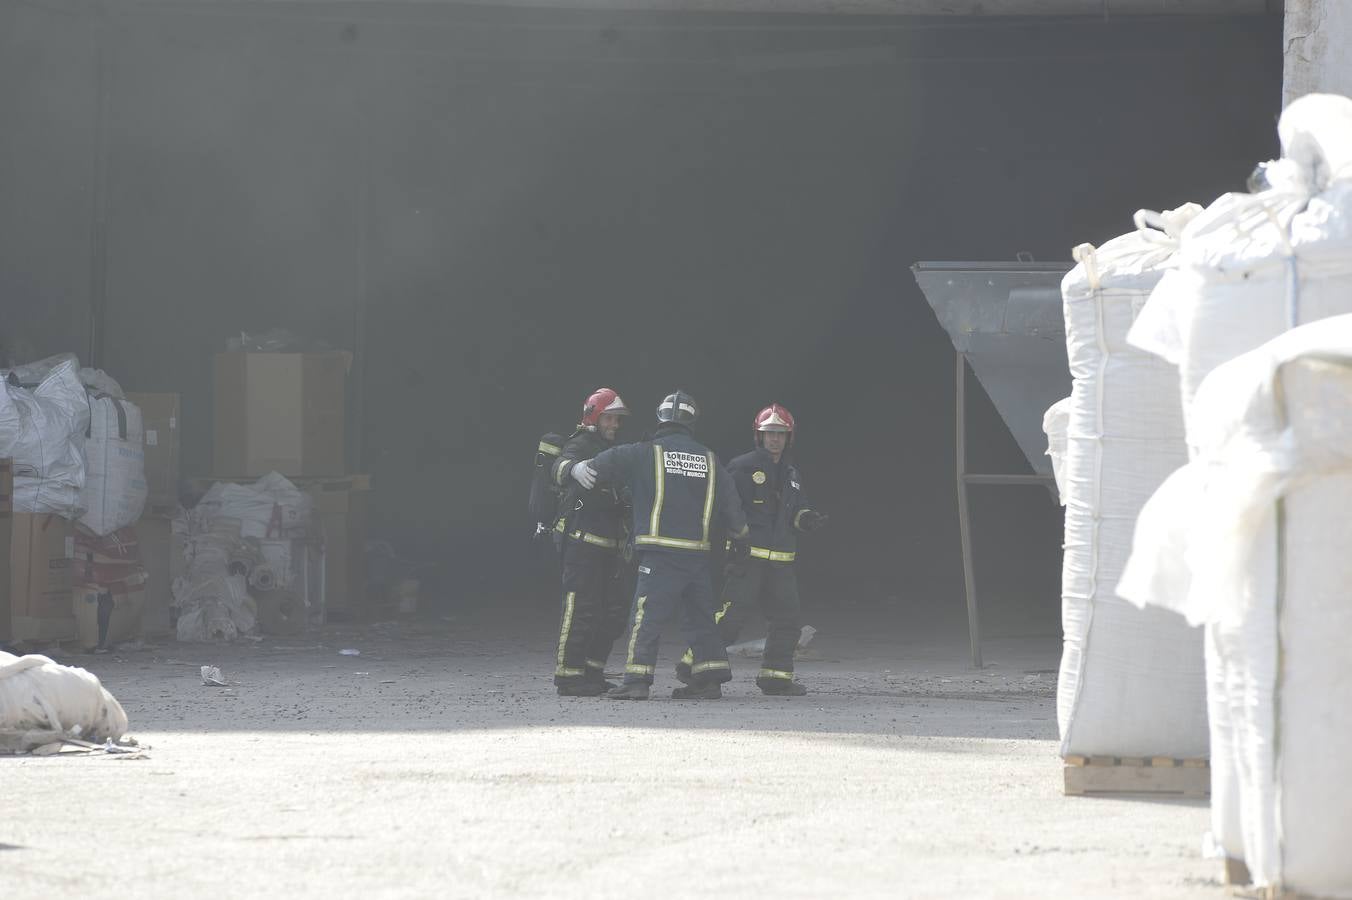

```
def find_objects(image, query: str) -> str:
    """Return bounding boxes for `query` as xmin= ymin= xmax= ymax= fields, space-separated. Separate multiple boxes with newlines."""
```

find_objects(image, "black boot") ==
xmin=757 ymin=677 xmax=807 ymax=696
xmin=674 ymin=661 xmax=693 ymax=685
xmin=557 ymin=681 xmax=606 ymax=697
xmin=586 ymin=672 xmax=620 ymax=692
xmin=604 ymin=682 xmax=650 ymax=700
xmin=671 ymin=682 xmax=722 ymax=700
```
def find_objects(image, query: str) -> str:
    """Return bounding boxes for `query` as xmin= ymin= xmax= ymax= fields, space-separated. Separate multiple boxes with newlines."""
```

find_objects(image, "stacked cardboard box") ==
xmin=207 ymin=352 xmax=369 ymax=623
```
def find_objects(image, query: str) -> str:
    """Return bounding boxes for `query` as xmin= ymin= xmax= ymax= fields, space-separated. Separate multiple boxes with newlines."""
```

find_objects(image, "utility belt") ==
xmin=726 ymin=540 xmax=796 ymax=563
xmin=555 ymin=518 xmax=620 ymax=550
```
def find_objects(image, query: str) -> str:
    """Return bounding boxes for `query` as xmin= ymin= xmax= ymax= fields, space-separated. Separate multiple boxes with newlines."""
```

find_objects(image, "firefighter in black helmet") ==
xmin=677 ymin=403 xmax=827 ymax=695
xmin=548 ymin=388 xmax=631 ymax=696
xmin=569 ymin=390 xmax=748 ymax=700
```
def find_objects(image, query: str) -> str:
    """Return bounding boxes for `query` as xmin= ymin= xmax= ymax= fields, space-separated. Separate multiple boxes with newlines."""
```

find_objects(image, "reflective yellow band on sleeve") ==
xmin=553 ymin=458 xmax=569 ymax=486
xmin=568 ymin=530 xmax=619 ymax=549
xmin=539 ymin=441 xmax=562 ymax=456
xmin=794 ymin=509 xmax=811 ymax=530
xmin=649 ymin=445 xmax=665 ymax=539
xmin=692 ymin=660 xmax=730 ymax=674
xmin=699 ymin=450 xmax=716 ymax=545
xmin=748 ymin=547 xmax=796 ymax=563
xmin=758 ymin=669 xmax=795 ymax=680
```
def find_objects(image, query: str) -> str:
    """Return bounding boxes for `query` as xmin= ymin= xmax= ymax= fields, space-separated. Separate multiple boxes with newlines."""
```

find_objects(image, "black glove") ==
xmin=798 ymin=510 xmax=829 ymax=532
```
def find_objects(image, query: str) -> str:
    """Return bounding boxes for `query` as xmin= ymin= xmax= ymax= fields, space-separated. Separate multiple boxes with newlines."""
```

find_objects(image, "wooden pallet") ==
xmin=1063 ymin=755 xmax=1209 ymax=797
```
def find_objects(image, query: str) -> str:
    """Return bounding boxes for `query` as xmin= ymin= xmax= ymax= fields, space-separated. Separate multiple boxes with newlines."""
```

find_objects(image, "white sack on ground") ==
xmin=7 ymin=353 xmax=125 ymax=399
xmin=1123 ymin=94 xmax=1352 ymax=870
xmin=1121 ymin=316 xmax=1352 ymax=897
xmin=0 ymin=355 xmax=89 ymax=517
xmin=0 ymin=651 xmax=128 ymax=750
xmin=1055 ymin=204 xmax=1206 ymax=759
xmin=78 ymin=393 xmax=148 ymax=536
xmin=1041 ymin=397 xmax=1071 ymax=505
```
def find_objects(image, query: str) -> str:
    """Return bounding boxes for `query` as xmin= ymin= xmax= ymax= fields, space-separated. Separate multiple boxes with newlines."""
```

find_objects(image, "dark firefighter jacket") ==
xmin=727 ymin=447 xmax=817 ymax=560
xmin=589 ymin=424 xmax=748 ymax=554
xmin=551 ymin=428 xmax=625 ymax=549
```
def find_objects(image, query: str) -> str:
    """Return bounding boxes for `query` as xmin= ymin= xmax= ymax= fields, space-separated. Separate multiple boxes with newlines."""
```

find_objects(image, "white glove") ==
xmin=570 ymin=460 xmax=598 ymax=490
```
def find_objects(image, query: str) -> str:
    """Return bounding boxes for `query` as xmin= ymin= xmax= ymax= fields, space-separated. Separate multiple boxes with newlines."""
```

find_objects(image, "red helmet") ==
xmin=581 ymin=387 xmax=629 ymax=428
xmin=754 ymin=403 xmax=795 ymax=447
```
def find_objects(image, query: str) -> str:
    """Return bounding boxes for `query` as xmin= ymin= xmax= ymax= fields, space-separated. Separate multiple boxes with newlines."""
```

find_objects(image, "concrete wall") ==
xmin=0 ymin=4 xmax=1283 ymax=628
xmin=1284 ymin=0 xmax=1352 ymax=106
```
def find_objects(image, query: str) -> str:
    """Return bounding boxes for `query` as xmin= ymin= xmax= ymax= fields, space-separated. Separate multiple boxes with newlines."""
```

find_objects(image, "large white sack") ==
xmin=78 ymin=393 xmax=147 ymax=536
xmin=1124 ymin=94 xmax=1352 ymax=868
xmin=1055 ymin=205 xmax=1206 ymax=759
xmin=0 ymin=356 xmax=89 ymax=516
xmin=1122 ymin=317 xmax=1352 ymax=896
xmin=7 ymin=353 xmax=124 ymax=399
xmin=0 ymin=651 xmax=128 ymax=749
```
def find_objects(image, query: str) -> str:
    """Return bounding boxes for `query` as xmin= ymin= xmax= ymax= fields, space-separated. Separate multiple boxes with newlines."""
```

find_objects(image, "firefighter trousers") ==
xmin=554 ymin=540 xmax=625 ymax=686
xmin=621 ymin=550 xmax=731 ymax=687
xmin=684 ymin=558 xmax=802 ymax=683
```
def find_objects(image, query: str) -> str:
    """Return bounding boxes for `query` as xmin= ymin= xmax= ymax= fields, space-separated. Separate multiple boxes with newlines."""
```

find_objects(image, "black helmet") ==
xmin=656 ymin=390 xmax=699 ymax=426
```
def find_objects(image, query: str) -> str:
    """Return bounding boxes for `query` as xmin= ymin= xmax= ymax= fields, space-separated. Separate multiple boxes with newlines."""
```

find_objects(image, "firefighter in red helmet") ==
xmin=546 ymin=387 xmax=631 ymax=696
xmin=678 ymin=403 xmax=827 ymax=695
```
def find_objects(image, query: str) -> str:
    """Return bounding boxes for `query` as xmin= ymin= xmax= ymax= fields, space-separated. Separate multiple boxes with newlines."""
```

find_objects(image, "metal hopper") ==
xmin=911 ymin=261 xmax=1073 ymax=667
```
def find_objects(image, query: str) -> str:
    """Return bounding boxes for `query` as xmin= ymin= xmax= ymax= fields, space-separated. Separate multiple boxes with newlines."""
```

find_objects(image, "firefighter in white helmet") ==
xmin=678 ymin=403 xmax=827 ymax=695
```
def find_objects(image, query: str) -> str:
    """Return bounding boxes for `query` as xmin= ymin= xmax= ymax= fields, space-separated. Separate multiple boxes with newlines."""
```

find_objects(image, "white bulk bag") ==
xmin=0 ymin=356 xmax=89 ymax=516
xmin=78 ymin=393 xmax=148 ymax=536
xmin=1055 ymin=205 xmax=1206 ymax=759
xmin=1122 ymin=316 xmax=1352 ymax=897
xmin=1123 ymin=94 xmax=1352 ymax=872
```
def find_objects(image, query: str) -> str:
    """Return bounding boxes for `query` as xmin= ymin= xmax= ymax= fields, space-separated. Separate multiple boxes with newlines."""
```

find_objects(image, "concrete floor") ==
xmin=2 ymin=610 xmax=1220 ymax=899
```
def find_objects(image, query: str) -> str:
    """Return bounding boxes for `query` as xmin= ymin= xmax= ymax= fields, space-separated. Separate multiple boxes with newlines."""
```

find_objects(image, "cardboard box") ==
xmin=74 ymin=585 xmax=145 ymax=650
xmin=310 ymin=482 xmax=368 ymax=616
xmin=134 ymin=516 xmax=176 ymax=639
xmin=127 ymin=392 xmax=181 ymax=512
xmin=10 ymin=514 xmax=76 ymax=643
xmin=213 ymin=352 xmax=349 ymax=477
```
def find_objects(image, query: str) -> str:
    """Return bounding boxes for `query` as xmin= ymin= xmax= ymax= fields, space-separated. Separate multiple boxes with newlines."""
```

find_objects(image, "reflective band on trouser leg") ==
xmin=586 ymin=660 xmax=606 ymax=671
xmin=692 ymin=661 xmax=730 ymax=674
xmin=748 ymin=547 xmax=796 ymax=562
xmin=625 ymin=664 xmax=655 ymax=675
xmin=625 ymin=596 xmax=648 ymax=674
xmin=554 ymin=591 xmax=578 ymax=678
xmin=759 ymin=669 xmax=795 ymax=680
